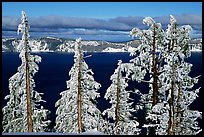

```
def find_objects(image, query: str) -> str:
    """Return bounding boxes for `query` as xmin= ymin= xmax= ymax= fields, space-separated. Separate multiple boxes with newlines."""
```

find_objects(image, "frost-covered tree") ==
xmin=129 ymin=16 xmax=165 ymax=107
xmin=153 ymin=15 xmax=202 ymax=135
xmin=2 ymin=11 xmax=50 ymax=132
xmin=102 ymin=60 xmax=140 ymax=135
xmin=55 ymin=38 xmax=101 ymax=133
xmin=129 ymin=16 xmax=166 ymax=135
xmin=129 ymin=15 xmax=202 ymax=135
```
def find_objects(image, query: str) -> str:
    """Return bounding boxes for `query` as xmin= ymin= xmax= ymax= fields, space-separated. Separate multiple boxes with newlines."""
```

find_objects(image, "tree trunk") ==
xmin=24 ymin=20 xmax=33 ymax=132
xmin=168 ymin=62 xmax=175 ymax=135
xmin=175 ymin=82 xmax=181 ymax=135
xmin=148 ymin=25 xmax=158 ymax=136
xmin=77 ymin=45 xmax=83 ymax=133
xmin=115 ymin=68 xmax=121 ymax=134
xmin=152 ymin=26 xmax=158 ymax=107
xmin=25 ymin=49 xmax=33 ymax=132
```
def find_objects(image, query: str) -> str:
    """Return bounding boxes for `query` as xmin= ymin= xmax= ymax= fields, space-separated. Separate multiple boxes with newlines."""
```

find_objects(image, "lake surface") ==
xmin=2 ymin=52 xmax=202 ymax=132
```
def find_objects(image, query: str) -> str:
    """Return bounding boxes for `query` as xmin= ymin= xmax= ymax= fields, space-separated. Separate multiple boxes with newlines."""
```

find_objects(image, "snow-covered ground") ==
xmin=102 ymin=47 xmax=126 ymax=52
xmin=2 ymin=37 xmax=202 ymax=53
xmin=2 ymin=128 xmax=106 ymax=135
xmin=190 ymin=48 xmax=202 ymax=52
xmin=102 ymin=46 xmax=136 ymax=52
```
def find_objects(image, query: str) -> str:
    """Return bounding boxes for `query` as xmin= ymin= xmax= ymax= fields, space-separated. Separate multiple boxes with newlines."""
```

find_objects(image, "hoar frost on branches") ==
xmin=55 ymin=38 xmax=102 ymax=133
xmin=102 ymin=60 xmax=140 ymax=135
xmin=158 ymin=15 xmax=202 ymax=135
xmin=129 ymin=15 xmax=202 ymax=135
xmin=129 ymin=16 xmax=166 ymax=135
xmin=2 ymin=11 xmax=51 ymax=133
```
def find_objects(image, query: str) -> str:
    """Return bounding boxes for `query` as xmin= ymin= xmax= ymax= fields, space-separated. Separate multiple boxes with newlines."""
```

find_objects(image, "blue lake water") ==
xmin=2 ymin=52 xmax=202 ymax=132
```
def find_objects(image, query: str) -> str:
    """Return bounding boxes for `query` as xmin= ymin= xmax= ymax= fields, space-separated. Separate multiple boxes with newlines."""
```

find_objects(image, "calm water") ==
xmin=2 ymin=52 xmax=202 ymax=132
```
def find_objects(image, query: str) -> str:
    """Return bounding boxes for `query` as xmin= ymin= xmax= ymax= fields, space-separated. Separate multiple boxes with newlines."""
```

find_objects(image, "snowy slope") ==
xmin=102 ymin=46 xmax=136 ymax=52
xmin=2 ymin=37 xmax=138 ymax=52
xmin=2 ymin=37 xmax=202 ymax=52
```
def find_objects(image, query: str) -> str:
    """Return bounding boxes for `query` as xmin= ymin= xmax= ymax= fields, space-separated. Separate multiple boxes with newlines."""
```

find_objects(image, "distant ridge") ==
xmin=2 ymin=37 xmax=202 ymax=53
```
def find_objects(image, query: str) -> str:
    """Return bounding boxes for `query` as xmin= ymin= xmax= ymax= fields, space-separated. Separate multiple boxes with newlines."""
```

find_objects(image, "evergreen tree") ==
xmin=153 ymin=15 xmax=202 ymax=135
xmin=55 ymin=38 xmax=101 ymax=133
xmin=2 ymin=11 xmax=50 ymax=132
xmin=129 ymin=16 xmax=166 ymax=135
xmin=129 ymin=15 xmax=202 ymax=135
xmin=102 ymin=60 xmax=140 ymax=135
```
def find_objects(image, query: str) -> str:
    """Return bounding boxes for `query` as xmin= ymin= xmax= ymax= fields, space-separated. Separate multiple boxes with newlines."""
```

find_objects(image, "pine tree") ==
xmin=129 ymin=15 xmax=202 ymax=135
xmin=2 ymin=11 xmax=50 ymax=132
xmin=129 ymin=16 xmax=166 ymax=135
xmin=156 ymin=15 xmax=202 ymax=135
xmin=55 ymin=38 xmax=101 ymax=133
xmin=102 ymin=60 xmax=140 ymax=135
xmin=130 ymin=17 xmax=165 ymax=107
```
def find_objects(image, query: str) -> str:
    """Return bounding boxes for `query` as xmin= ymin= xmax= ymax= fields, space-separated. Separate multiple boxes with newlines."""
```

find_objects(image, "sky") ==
xmin=2 ymin=2 xmax=202 ymax=41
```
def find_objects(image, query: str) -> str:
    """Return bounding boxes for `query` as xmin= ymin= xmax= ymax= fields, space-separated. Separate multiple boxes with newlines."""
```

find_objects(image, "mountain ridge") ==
xmin=2 ymin=36 xmax=202 ymax=53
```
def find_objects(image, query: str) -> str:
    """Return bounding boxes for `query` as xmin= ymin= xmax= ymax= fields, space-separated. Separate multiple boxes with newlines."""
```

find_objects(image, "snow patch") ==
xmin=2 ymin=129 xmax=106 ymax=135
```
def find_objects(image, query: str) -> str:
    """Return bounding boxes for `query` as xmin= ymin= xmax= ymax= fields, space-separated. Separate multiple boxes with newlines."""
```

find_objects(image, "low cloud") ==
xmin=2 ymin=14 xmax=202 ymax=36
xmin=153 ymin=14 xmax=202 ymax=30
